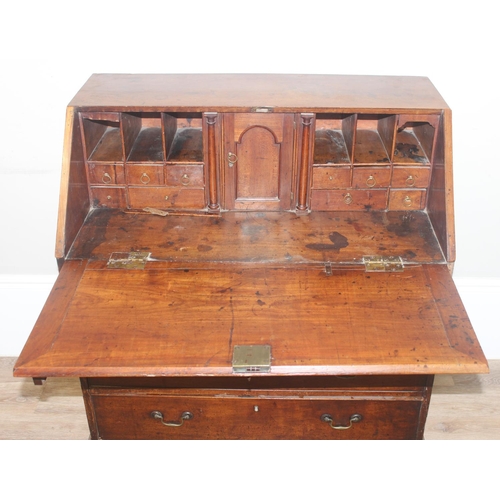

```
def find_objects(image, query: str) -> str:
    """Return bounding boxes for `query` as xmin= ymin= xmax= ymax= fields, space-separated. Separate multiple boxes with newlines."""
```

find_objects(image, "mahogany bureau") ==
xmin=14 ymin=74 xmax=488 ymax=439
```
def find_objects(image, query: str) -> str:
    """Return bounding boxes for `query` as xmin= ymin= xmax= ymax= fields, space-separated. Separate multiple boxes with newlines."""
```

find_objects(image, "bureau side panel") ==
xmin=428 ymin=109 xmax=455 ymax=263
xmin=55 ymin=107 xmax=90 ymax=264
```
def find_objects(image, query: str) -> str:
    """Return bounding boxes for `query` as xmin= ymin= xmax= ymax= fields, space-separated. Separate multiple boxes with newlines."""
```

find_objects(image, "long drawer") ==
xmin=86 ymin=388 xmax=428 ymax=440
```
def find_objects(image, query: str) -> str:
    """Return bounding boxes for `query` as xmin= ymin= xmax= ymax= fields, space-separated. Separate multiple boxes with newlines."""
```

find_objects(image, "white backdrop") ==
xmin=1 ymin=1 xmax=499 ymax=356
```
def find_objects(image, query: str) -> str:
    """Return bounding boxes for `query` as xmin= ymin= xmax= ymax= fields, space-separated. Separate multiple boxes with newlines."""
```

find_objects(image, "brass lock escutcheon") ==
xmin=150 ymin=410 xmax=194 ymax=427
xmin=320 ymin=413 xmax=363 ymax=430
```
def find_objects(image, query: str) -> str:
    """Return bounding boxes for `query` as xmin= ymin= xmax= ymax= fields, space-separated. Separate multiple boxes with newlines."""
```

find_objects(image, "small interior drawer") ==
xmin=88 ymin=164 xmax=120 ymax=185
xmin=166 ymin=164 xmax=204 ymax=187
xmin=352 ymin=167 xmax=391 ymax=189
xmin=392 ymin=167 xmax=431 ymax=188
xmin=125 ymin=165 xmax=164 ymax=186
xmin=388 ymin=189 xmax=426 ymax=210
xmin=312 ymin=166 xmax=351 ymax=189
xmin=127 ymin=187 xmax=206 ymax=209
xmin=90 ymin=187 xmax=127 ymax=209
xmin=311 ymin=189 xmax=388 ymax=211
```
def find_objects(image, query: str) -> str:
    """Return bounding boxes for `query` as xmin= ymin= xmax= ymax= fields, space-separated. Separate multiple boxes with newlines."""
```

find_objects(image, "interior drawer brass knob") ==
xmin=320 ymin=413 xmax=363 ymax=430
xmin=102 ymin=172 xmax=112 ymax=184
xmin=181 ymin=173 xmax=190 ymax=185
xmin=344 ymin=193 xmax=353 ymax=205
xmin=366 ymin=175 xmax=376 ymax=187
xmin=403 ymin=195 xmax=412 ymax=207
xmin=140 ymin=172 xmax=151 ymax=184
xmin=150 ymin=410 xmax=193 ymax=427
xmin=405 ymin=175 xmax=415 ymax=187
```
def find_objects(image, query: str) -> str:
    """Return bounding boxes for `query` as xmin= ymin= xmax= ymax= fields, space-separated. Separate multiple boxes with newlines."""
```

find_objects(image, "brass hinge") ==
xmin=232 ymin=345 xmax=271 ymax=373
xmin=363 ymin=255 xmax=404 ymax=272
xmin=107 ymin=252 xmax=151 ymax=269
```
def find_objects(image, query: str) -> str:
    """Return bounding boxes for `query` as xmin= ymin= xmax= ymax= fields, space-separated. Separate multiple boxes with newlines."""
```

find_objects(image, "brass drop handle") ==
xmin=344 ymin=193 xmax=353 ymax=205
xmin=320 ymin=413 xmax=363 ymax=430
xmin=102 ymin=172 xmax=112 ymax=184
xmin=366 ymin=175 xmax=376 ymax=187
xmin=181 ymin=173 xmax=190 ymax=186
xmin=150 ymin=410 xmax=193 ymax=427
xmin=405 ymin=175 xmax=415 ymax=187
xmin=141 ymin=172 xmax=151 ymax=184
xmin=403 ymin=195 xmax=413 ymax=207
xmin=228 ymin=152 xmax=238 ymax=168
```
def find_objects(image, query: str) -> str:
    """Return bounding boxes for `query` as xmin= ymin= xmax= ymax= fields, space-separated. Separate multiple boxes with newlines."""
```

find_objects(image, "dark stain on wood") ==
xmin=387 ymin=213 xmax=414 ymax=237
xmin=329 ymin=231 xmax=349 ymax=249
xmin=404 ymin=250 xmax=417 ymax=259
xmin=306 ymin=231 xmax=348 ymax=252
xmin=197 ymin=245 xmax=213 ymax=252
xmin=394 ymin=143 xmax=426 ymax=163
xmin=77 ymin=209 xmax=113 ymax=256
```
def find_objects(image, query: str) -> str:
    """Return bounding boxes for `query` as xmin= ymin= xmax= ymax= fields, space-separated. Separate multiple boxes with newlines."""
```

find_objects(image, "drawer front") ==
xmin=311 ymin=189 xmax=388 ymax=211
xmin=125 ymin=165 xmax=164 ymax=186
xmin=166 ymin=164 xmax=204 ymax=187
xmin=312 ymin=167 xmax=350 ymax=189
xmin=388 ymin=189 xmax=426 ymax=210
xmin=91 ymin=393 xmax=423 ymax=440
xmin=88 ymin=164 xmax=122 ymax=185
xmin=392 ymin=167 xmax=431 ymax=188
xmin=127 ymin=187 xmax=206 ymax=209
xmin=90 ymin=187 xmax=127 ymax=208
xmin=352 ymin=167 xmax=391 ymax=189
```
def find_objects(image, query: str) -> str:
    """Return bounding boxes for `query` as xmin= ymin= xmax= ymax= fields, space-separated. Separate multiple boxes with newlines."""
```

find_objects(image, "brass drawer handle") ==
xmin=181 ymin=173 xmax=190 ymax=185
xmin=344 ymin=193 xmax=353 ymax=205
xmin=102 ymin=172 xmax=112 ymax=184
xmin=405 ymin=175 xmax=415 ymax=187
xmin=366 ymin=175 xmax=376 ymax=187
xmin=403 ymin=195 xmax=412 ymax=207
xmin=140 ymin=172 xmax=151 ymax=184
xmin=150 ymin=410 xmax=193 ymax=427
xmin=320 ymin=413 xmax=363 ymax=430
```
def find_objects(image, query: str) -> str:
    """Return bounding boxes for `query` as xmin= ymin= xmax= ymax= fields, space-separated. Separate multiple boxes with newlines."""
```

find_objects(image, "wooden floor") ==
xmin=1 ymin=357 xmax=499 ymax=439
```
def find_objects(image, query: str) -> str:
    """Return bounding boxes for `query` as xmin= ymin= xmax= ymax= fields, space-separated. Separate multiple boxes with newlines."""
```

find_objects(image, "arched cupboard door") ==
xmin=223 ymin=113 xmax=295 ymax=210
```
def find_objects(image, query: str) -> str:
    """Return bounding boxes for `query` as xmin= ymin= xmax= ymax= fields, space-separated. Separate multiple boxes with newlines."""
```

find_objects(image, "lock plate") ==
xmin=232 ymin=345 xmax=271 ymax=373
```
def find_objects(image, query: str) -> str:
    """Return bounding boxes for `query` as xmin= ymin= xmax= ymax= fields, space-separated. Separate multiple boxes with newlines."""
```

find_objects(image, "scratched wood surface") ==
xmin=68 ymin=210 xmax=445 ymax=264
xmin=2 ymin=358 xmax=498 ymax=439
xmin=14 ymin=261 xmax=487 ymax=378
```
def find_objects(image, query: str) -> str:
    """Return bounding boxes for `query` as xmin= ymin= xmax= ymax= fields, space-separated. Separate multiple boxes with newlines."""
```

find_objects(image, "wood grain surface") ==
xmin=68 ymin=74 xmax=449 ymax=112
xmin=14 ymin=262 xmax=487 ymax=378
